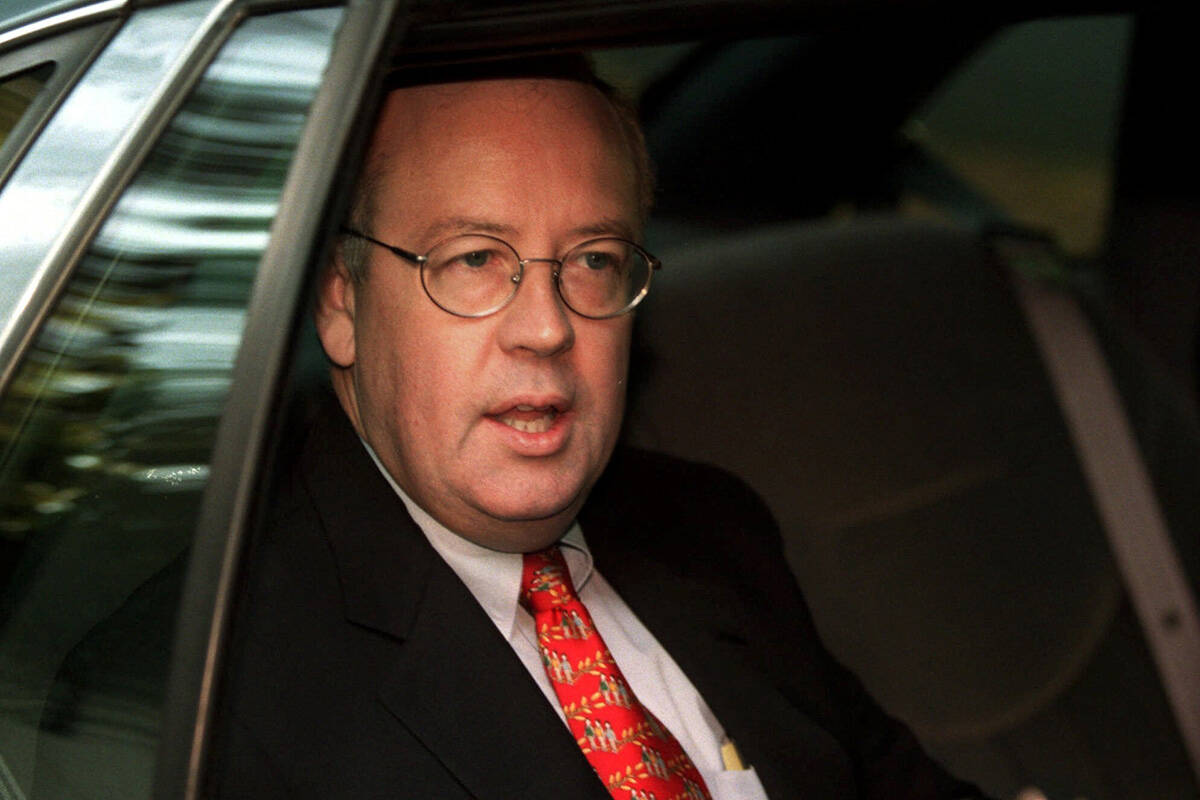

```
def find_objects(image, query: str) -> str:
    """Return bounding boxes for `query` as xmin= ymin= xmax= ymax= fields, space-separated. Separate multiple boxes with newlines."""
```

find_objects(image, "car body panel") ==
xmin=0 ymin=0 xmax=125 ymax=42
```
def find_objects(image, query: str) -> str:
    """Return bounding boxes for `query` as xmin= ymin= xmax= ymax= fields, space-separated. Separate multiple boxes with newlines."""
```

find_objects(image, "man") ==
xmin=210 ymin=59 xmax=985 ymax=799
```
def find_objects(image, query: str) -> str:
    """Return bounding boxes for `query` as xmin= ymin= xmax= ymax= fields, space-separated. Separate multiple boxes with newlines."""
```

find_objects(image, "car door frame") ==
xmin=150 ymin=2 xmax=403 ymax=798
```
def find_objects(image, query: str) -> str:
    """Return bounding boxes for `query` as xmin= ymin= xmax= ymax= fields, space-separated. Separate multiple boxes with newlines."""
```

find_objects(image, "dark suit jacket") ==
xmin=207 ymin=404 xmax=983 ymax=799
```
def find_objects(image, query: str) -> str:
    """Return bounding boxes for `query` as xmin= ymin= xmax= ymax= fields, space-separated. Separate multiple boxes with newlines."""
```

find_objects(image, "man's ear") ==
xmin=315 ymin=260 xmax=357 ymax=368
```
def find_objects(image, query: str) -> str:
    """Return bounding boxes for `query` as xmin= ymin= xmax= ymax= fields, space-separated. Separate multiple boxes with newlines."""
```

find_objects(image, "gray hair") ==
xmin=337 ymin=166 xmax=382 ymax=284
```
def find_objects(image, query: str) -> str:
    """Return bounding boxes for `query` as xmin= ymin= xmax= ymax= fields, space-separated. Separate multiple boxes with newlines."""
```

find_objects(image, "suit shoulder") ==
xmin=597 ymin=445 xmax=774 ymax=514
xmin=586 ymin=445 xmax=783 ymax=565
xmin=594 ymin=444 xmax=749 ymax=494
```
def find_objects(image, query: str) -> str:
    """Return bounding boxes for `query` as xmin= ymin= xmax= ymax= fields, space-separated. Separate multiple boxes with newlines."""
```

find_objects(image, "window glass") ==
xmin=0 ymin=62 xmax=52 ymax=150
xmin=904 ymin=15 xmax=1133 ymax=256
xmin=0 ymin=7 xmax=343 ymax=798
xmin=0 ymin=3 xmax=225 ymax=364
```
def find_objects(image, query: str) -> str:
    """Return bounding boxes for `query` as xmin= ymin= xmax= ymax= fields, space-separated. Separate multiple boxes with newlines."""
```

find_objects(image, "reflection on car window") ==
xmin=0 ymin=7 xmax=343 ymax=798
xmin=0 ymin=63 xmax=52 ymax=151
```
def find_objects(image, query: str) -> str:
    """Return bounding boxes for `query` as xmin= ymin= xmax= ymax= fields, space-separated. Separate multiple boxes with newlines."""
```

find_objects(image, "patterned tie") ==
xmin=521 ymin=547 xmax=713 ymax=800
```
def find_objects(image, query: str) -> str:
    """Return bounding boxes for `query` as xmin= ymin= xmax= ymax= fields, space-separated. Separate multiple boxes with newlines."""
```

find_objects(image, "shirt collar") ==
xmin=360 ymin=438 xmax=595 ymax=638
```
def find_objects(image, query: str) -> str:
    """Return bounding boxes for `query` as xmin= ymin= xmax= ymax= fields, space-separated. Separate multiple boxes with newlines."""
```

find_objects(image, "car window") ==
xmin=904 ymin=15 xmax=1132 ymax=257
xmin=0 ymin=12 xmax=121 ymax=197
xmin=0 ymin=62 xmax=52 ymax=148
xmin=0 ymin=4 xmax=205 ymax=378
xmin=0 ymin=6 xmax=344 ymax=799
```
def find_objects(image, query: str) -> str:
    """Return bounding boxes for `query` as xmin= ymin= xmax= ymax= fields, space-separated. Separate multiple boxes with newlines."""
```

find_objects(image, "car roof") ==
xmin=396 ymin=0 xmax=1134 ymax=55
xmin=0 ymin=0 xmax=1136 ymax=48
xmin=0 ymin=0 xmax=123 ymax=39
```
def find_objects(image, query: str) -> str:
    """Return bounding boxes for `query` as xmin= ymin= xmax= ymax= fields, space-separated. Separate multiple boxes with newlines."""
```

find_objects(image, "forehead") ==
xmin=364 ymin=78 xmax=640 ymax=238
xmin=386 ymin=76 xmax=616 ymax=125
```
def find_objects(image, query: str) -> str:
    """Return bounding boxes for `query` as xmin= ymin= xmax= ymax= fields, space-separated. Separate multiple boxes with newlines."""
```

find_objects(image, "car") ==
xmin=0 ymin=1 xmax=1197 ymax=798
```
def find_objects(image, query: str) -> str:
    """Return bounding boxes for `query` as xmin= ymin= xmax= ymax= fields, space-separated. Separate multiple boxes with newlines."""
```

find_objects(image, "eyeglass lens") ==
xmin=421 ymin=235 xmax=652 ymax=318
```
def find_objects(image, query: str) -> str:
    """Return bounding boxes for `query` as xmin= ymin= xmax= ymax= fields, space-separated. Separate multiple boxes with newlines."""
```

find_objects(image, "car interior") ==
xmin=612 ymin=10 xmax=1200 ymax=799
xmin=0 ymin=2 xmax=1198 ymax=799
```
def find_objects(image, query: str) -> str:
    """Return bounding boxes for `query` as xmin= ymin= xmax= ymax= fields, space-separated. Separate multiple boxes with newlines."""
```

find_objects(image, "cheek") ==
xmin=353 ymin=293 xmax=430 ymax=419
xmin=387 ymin=321 xmax=487 ymax=437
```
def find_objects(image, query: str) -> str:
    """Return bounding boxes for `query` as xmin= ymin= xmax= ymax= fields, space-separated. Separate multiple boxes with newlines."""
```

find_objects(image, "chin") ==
xmin=476 ymin=481 xmax=590 ymax=529
xmin=455 ymin=495 xmax=577 ymax=553
xmin=473 ymin=463 xmax=593 ymax=519
xmin=481 ymin=495 xmax=577 ymax=524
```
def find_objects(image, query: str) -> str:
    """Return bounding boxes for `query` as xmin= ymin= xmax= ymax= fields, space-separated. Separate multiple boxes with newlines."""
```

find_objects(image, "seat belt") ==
xmin=998 ymin=236 xmax=1200 ymax=782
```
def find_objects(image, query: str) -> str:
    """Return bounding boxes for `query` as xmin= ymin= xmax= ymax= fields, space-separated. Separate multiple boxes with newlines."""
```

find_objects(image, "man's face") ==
xmin=318 ymin=78 xmax=640 ymax=552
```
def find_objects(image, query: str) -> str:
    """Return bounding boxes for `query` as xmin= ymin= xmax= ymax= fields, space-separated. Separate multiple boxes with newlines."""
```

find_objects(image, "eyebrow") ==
xmin=569 ymin=218 xmax=638 ymax=241
xmin=419 ymin=217 xmax=517 ymax=243
xmin=418 ymin=216 xmax=639 ymax=246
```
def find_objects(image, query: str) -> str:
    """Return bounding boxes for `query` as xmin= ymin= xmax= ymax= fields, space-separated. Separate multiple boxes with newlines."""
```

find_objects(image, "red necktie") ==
xmin=521 ymin=547 xmax=713 ymax=800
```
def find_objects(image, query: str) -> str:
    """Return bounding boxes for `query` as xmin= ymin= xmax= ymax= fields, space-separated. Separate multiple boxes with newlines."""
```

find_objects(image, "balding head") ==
xmin=338 ymin=57 xmax=652 ymax=284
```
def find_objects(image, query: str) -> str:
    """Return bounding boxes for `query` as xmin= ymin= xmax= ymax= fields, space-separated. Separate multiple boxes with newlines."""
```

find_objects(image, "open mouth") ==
xmin=494 ymin=404 xmax=560 ymax=434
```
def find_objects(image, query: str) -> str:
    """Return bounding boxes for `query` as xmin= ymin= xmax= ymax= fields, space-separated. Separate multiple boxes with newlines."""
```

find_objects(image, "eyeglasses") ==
xmin=340 ymin=227 xmax=660 ymax=319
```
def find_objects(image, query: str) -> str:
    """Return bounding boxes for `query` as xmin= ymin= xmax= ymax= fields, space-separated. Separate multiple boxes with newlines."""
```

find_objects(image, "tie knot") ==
xmin=520 ymin=546 xmax=578 ymax=613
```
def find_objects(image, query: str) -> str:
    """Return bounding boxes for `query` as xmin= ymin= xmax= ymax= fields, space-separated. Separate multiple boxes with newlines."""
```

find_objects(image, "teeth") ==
xmin=516 ymin=404 xmax=535 ymax=411
xmin=499 ymin=411 xmax=556 ymax=433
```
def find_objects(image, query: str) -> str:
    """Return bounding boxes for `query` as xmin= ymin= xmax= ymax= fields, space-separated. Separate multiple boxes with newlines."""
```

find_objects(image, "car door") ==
xmin=0 ymin=3 xmax=395 ymax=797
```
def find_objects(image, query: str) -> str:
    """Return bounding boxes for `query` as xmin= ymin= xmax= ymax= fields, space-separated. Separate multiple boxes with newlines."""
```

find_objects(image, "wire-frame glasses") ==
xmin=340 ymin=227 xmax=660 ymax=319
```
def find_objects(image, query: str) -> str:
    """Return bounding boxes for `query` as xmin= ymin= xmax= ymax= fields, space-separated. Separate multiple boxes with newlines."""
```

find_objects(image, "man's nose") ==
xmin=495 ymin=259 xmax=575 ymax=356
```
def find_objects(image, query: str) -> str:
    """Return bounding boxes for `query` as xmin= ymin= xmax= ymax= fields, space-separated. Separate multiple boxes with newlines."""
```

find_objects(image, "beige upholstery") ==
xmin=623 ymin=216 xmax=1120 ymax=741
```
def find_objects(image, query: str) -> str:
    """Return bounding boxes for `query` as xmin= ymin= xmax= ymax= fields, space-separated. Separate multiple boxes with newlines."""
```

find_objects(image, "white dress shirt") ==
xmin=363 ymin=443 xmax=770 ymax=799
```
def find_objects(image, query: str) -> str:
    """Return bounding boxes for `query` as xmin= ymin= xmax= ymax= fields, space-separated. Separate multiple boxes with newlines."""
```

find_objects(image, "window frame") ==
xmin=151 ymin=2 xmax=404 ymax=798
xmin=0 ymin=9 xmax=122 ymax=198
xmin=0 ymin=2 xmax=398 ymax=797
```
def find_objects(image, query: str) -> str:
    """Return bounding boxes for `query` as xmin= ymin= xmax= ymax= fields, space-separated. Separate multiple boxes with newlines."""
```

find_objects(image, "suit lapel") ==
xmin=587 ymin=506 xmax=856 ymax=800
xmin=377 ymin=562 xmax=608 ymax=800
xmin=302 ymin=405 xmax=608 ymax=799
